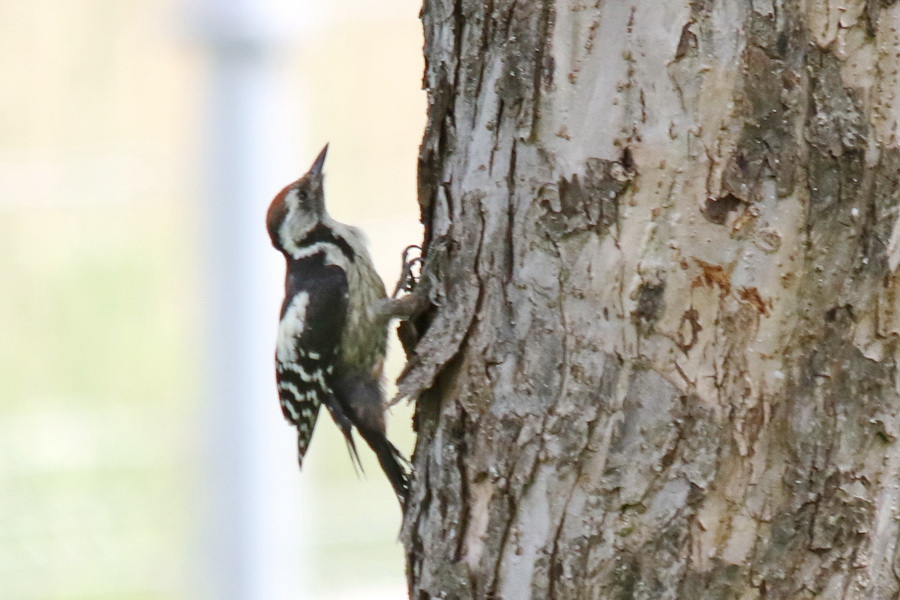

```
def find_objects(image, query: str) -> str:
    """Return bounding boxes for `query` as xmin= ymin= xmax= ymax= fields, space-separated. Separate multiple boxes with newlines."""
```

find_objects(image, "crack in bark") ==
xmin=503 ymin=139 xmax=518 ymax=287
xmin=473 ymin=0 xmax=494 ymax=105
xmin=548 ymin=391 xmax=607 ymax=598
xmin=486 ymin=450 xmax=526 ymax=599
xmin=488 ymin=98 xmax=505 ymax=175
xmin=528 ymin=0 xmax=553 ymax=140
xmin=453 ymin=407 xmax=472 ymax=562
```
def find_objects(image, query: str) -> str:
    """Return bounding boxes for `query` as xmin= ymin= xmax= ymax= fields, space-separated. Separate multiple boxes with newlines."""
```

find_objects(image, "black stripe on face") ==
xmin=297 ymin=223 xmax=355 ymax=262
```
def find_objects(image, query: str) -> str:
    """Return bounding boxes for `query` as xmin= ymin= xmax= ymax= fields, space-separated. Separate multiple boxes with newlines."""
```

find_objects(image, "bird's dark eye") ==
xmin=298 ymin=191 xmax=308 ymax=201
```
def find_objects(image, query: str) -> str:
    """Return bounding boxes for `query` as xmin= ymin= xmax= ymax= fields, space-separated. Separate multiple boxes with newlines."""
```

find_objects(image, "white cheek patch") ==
xmin=277 ymin=291 xmax=310 ymax=363
xmin=278 ymin=198 xmax=319 ymax=258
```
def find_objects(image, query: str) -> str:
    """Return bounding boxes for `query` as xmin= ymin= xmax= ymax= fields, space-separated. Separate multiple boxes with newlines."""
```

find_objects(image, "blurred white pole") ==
xmin=193 ymin=2 xmax=312 ymax=599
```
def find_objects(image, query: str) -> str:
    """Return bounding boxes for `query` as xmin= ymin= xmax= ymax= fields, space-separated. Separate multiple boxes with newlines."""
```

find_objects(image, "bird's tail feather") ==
xmin=323 ymin=399 xmax=364 ymax=474
xmin=358 ymin=426 xmax=410 ymax=506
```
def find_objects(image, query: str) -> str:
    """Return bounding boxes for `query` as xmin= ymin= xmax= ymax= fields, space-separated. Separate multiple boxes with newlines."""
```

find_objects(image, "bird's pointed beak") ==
xmin=309 ymin=144 xmax=328 ymax=176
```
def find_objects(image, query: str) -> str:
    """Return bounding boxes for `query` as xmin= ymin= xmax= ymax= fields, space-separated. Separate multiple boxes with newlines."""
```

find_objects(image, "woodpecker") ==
xmin=266 ymin=145 xmax=409 ymax=504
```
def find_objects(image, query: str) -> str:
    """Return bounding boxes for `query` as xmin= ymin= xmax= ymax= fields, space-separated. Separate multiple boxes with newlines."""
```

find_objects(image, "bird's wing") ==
xmin=276 ymin=261 xmax=349 ymax=468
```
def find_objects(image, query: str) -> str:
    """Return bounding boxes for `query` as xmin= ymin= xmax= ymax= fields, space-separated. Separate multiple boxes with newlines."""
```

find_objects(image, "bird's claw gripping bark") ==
xmin=392 ymin=245 xmax=424 ymax=298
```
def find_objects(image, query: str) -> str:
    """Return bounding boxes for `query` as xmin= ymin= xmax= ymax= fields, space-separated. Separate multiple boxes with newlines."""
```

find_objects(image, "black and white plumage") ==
xmin=266 ymin=145 xmax=409 ymax=504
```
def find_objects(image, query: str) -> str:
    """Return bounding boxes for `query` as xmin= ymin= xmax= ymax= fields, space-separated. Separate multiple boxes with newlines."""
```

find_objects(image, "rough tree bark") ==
xmin=398 ymin=1 xmax=900 ymax=598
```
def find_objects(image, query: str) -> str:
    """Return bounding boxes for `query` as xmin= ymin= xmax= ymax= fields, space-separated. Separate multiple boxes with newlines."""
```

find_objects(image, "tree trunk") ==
xmin=400 ymin=0 xmax=900 ymax=598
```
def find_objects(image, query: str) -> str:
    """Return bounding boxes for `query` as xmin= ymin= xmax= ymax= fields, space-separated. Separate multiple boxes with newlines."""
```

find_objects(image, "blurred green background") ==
xmin=0 ymin=1 xmax=424 ymax=598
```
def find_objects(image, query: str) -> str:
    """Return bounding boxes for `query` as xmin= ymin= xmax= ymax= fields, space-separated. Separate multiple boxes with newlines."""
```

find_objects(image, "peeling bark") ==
xmin=402 ymin=1 xmax=900 ymax=598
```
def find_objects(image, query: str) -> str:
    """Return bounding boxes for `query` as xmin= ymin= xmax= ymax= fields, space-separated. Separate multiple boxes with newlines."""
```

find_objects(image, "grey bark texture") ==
xmin=399 ymin=1 xmax=900 ymax=598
